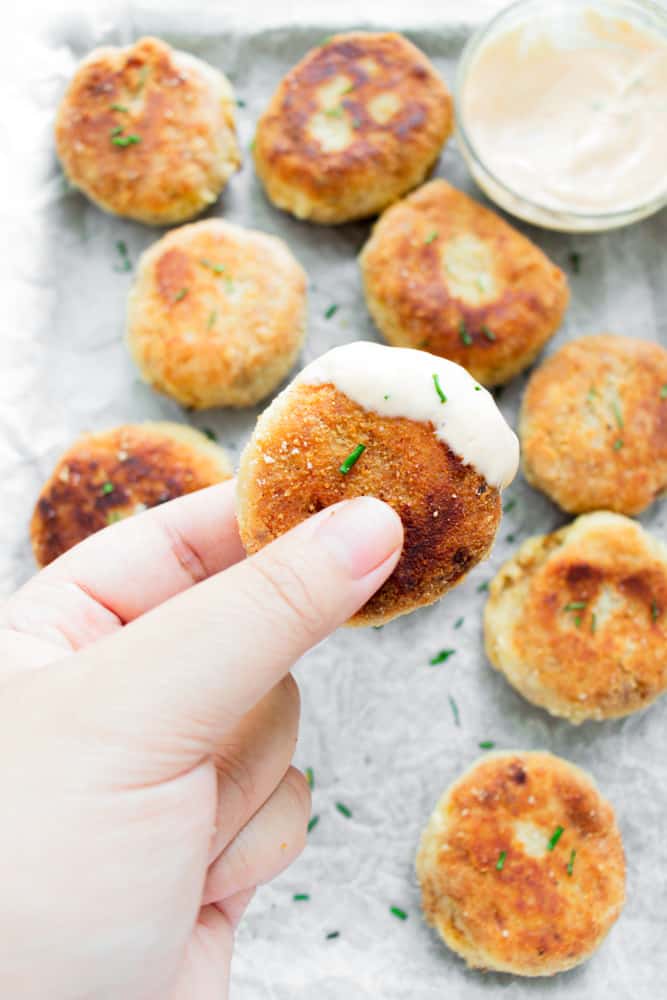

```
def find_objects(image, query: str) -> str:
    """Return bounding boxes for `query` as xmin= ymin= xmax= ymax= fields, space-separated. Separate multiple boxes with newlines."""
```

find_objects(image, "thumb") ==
xmin=47 ymin=497 xmax=403 ymax=777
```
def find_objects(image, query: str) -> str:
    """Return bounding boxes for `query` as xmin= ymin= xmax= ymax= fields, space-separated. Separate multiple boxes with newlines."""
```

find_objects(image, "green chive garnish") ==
xmin=390 ymin=906 xmax=407 ymax=920
xmin=200 ymin=258 xmax=225 ymax=273
xmin=340 ymin=443 xmax=365 ymax=475
xmin=477 ymin=581 xmax=489 ymax=593
xmin=207 ymin=310 xmax=217 ymax=329
xmin=613 ymin=439 xmax=624 ymax=450
xmin=433 ymin=373 xmax=447 ymax=403
xmin=114 ymin=240 xmax=132 ymax=272
xmin=651 ymin=601 xmax=660 ymax=622
xmin=564 ymin=601 xmax=587 ymax=611
xmin=547 ymin=825 xmax=565 ymax=850
xmin=429 ymin=649 xmax=455 ymax=665
xmin=111 ymin=133 xmax=141 ymax=146
xmin=459 ymin=320 xmax=473 ymax=346
xmin=503 ymin=498 xmax=516 ymax=514
xmin=482 ymin=325 xmax=496 ymax=342
xmin=424 ymin=230 xmax=438 ymax=244
xmin=591 ymin=613 xmax=597 ymax=634
xmin=173 ymin=287 xmax=188 ymax=302
xmin=336 ymin=802 xmax=352 ymax=818
xmin=202 ymin=427 xmax=218 ymax=441
xmin=106 ymin=511 xmax=122 ymax=525
xmin=249 ymin=138 xmax=256 ymax=152
xmin=305 ymin=767 xmax=314 ymax=789
xmin=237 ymin=98 xmax=246 ymax=108
xmin=307 ymin=815 xmax=319 ymax=833
xmin=506 ymin=533 xmax=516 ymax=544
xmin=324 ymin=304 xmax=338 ymax=319
xmin=110 ymin=125 xmax=123 ymax=137
xmin=326 ymin=930 xmax=340 ymax=939
xmin=474 ymin=385 xmax=482 ymax=391
xmin=324 ymin=106 xmax=343 ymax=118
xmin=574 ymin=615 xmax=582 ymax=627
xmin=567 ymin=849 xmax=576 ymax=875
xmin=110 ymin=103 xmax=129 ymax=112
xmin=569 ymin=252 xmax=581 ymax=273
xmin=454 ymin=617 xmax=464 ymax=629
xmin=587 ymin=385 xmax=597 ymax=402
xmin=479 ymin=740 xmax=495 ymax=749
xmin=383 ymin=393 xmax=390 ymax=400
xmin=293 ymin=893 xmax=310 ymax=901
xmin=448 ymin=694 xmax=460 ymax=727
xmin=496 ymin=850 xmax=507 ymax=871
xmin=101 ymin=482 xmax=114 ymax=495
xmin=612 ymin=400 xmax=624 ymax=429
xmin=661 ymin=385 xmax=667 ymax=399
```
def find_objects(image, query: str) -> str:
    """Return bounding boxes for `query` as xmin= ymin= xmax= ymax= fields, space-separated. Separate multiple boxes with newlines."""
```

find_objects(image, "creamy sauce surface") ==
xmin=462 ymin=9 xmax=667 ymax=213
xmin=296 ymin=342 xmax=519 ymax=489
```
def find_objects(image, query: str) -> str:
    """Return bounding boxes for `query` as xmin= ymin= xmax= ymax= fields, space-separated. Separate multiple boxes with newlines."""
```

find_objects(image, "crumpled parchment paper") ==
xmin=2 ymin=3 xmax=667 ymax=997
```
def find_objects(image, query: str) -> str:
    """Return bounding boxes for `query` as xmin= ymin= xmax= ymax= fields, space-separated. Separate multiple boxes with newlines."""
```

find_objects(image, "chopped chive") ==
xmin=101 ymin=481 xmax=114 ymax=495
xmin=569 ymin=251 xmax=581 ymax=273
xmin=293 ymin=893 xmax=310 ymax=901
xmin=249 ymin=138 xmax=256 ymax=152
xmin=137 ymin=65 xmax=150 ymax=90
xmin=339 ymin=443 xmax=365 ymax=475
xmin=474 ymin=385 xmax=482 ymax=391
xmin=459 ymin=320 xmax=473 ymax=347
xmin=567 ymin=849 xmax=577 ymax=876
xmin=106 ymin=511 xmax=122 ymax=524
xmin=587 ymin=385 xmax=597 ymax=402
xmin=326 ymin=931 xmax=340 ymax=939
xmin=202 ymin=427 xmax=218 ymax=441
xmin=173 ymin=287 xmax=188 ymax=302
xmin=307 ymin=815 xmax=319 ymax=833
xmin=114 ymin=239 xmax=132 ymax=272
xmin=424 ymin=230 xmax=439 ymax=244
xmin=503 ymin=498 xmax=517 ymax=514
xmin=564 ymin=601 xmax=587 ymax=611
xmin=661 ymin=385 xmax=667 ymax=399
xmin=591 ymin=612 xmax=597 ymax=633
xmin=200 ymin=258 xmax=225 ymax=273
xmin=336 ymin=802 xmax=352 ymax=818
xmin=477 ymin=581 xmax=489 ymax=593
xmin=429 ymin=649 xmax=455 ymax=665
xmin=454 ymin=616 xmax=464 ymax=629
xmin=574 ymin=615 xmax=582 ymax=627
xmin=110 ymin=125 xmax=124 ymax=137
xmin=613 ymin=438 xmax=624 ymax=451
xmin=506 ymin=533 xmax=516 ymax=544
xmin=383 ymin=393 xmax=390 ymax=400
xmin=547 ymin=825 xmax=565 ymax=850
xmin=207 ymin=309 xmax=217 ymax=329
xmin=448 ymin=694 xmax=460 ymax=727
xmin=324 ymin=304 xmax=338 ymax=319
xmin=110 ymin=103 xmax=129 ymax=112
xmin=651 ymin=601 xmax=661 ymax=622
xmin=479 ymin=740 xmax=495 ymax=749
xmin=611 ymin=400 xmax=624 ymax=429
xmin=496 ymin=850 xmax=507 ymax=871
xmin=236 ymin=98 xmax=246 ymax=108
xmin=305 ymin=767 xmax=314 ymax=789
xmin=390 ymin=906 xmax=407 ymax=920
xmin=432 ymin=372 xmax=447 ymax=403
xmin=482 ymin=325 xmax=496 ymax=342
xmin=341 ymin=82 xmax=354 ymax=94
xmin=111 ymin=133 xmax=142 ymax=146
xmin=324 ymin=106 xmax=343 ymax=117
xmin=372 ymin=625 xmax=384 ymax=630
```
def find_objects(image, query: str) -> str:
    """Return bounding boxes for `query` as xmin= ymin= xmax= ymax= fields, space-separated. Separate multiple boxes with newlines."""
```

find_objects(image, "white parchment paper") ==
xmin=2 ymin=2 xmax=667 ymax=997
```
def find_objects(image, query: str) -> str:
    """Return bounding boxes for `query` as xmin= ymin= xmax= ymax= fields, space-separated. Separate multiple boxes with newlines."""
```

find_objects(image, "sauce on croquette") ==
xmin=295 ymin=342 xmax=519 ymax=489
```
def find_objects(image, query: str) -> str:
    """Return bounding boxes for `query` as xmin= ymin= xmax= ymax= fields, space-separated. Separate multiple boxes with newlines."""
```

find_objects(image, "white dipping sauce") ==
xmin=462 ymin=9 xmax=667 ymax=214
xmin=296 ymin=342 xmax=519 ymax=490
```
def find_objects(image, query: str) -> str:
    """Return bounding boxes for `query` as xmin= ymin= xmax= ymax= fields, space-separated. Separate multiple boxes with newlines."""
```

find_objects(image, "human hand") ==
xmin=0 ymin=481 xmax=402 ymax=999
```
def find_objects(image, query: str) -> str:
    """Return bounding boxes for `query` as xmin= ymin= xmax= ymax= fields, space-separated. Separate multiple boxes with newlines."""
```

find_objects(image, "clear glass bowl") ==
xmin=455 ymin=0 xmax=667 ymax=232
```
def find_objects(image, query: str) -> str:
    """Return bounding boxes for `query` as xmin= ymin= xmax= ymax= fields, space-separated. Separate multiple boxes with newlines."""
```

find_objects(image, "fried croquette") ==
xmin=55 ymin=37 xmax=240 ymax=224
xmin=359 ymin=180 xmax=569 ymax=385
xmin=253 ymin=32 xmax=453 ymax=224
xmin=31 ymin=422 xmax=232 ymax=567
xmin=126 ymin=219 xmax=307 ymax=409
xmin=416 ymin=751 xmax=625 ymax=976
xmin=520 ymin=333 xmax=667 ymax=515
xmin=236 ymin=342 xmax=518 ymax=626
xmin=484 ymin=512 xmax=667 ymax=722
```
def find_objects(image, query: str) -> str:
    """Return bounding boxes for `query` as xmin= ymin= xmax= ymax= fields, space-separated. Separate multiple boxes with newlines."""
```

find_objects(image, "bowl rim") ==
xmin=454 ymin=0 xmax=667 ymax=225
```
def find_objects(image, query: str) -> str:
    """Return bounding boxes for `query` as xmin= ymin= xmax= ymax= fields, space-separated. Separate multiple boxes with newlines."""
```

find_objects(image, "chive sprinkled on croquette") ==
xmin=496 ymin=850 xmax=507 ymax=871
xmin=482 ymin=325 xmax=496 ymax=342
xmin=110 ymin=103 xmax=129 ymax=112
xmin=564 ymin=601 xmax=587 ymax=611
xmin=307 ymin=815 xmax=319 ymax=833
xmin=339 ymin=443 xmax=365 ymax=475
xmin=459 ymin=320 xmax=473 ymax=346
xmin=567 ymin=849 xmax=577 ymax=875
xmin=200 ymin=258 xmax=225 ymax=273
xmin=111 ymin=133 xmax=142 ymax=147
xmin=424 ymin=230 xmax=438 ymax=244
xmin=432 ymin=373 xmax=447 ymax=403
xmin=207 ymin=310 xmax=217 ymax=329
xmin=101 ymin=482 xmax=114 ymax=495
xmin=661 ymin=385 xmax=667 ymax=399
xmin=651 ymin=601 xmax=661 ymax=622
xmin=611 ymin=400 xmax=624 ymax=429
xmin=173 ymin=287 xmax=188 ymax=302
xmin=613 ymin=439 xmax=624 ymax=451
xmin=548 ymin=826 xmax=565 ymax=850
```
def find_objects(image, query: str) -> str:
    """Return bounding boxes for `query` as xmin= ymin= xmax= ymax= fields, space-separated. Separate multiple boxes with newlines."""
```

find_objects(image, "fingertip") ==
xmin=313 ymin=496 xmax=404 ymax=581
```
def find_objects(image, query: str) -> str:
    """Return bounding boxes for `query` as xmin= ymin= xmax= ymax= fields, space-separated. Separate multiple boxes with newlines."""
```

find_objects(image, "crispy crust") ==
xmin=520 ymin=333 xmax=667 ymax=515
xmin=253 ymin=32 xmax=453 ymax=223
xmin=55 ymin=37 xmax=240 ymax=224
xmin=126 ymin=219 xmax=307 ymax=409
xmin=30 ymin=422 xmax=232 ymax=567
xmin=484 ymin=512 xmax=667 ymax=722
xmin=416 ymin=751 xmax=625 ymax=977
xmin=236 ymin=382 xmax=501 ymax=626
xmin=359 ymin=180 xmax=569 ymax=385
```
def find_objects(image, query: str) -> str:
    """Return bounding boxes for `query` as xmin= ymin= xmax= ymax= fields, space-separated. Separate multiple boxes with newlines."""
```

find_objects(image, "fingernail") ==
xmin=314 ymin=498 xmax=403 ymax=579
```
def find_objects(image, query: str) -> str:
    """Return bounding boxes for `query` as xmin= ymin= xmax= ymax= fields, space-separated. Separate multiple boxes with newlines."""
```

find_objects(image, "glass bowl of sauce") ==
xmin=455 ymin=0 xmax=667 ymax=231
